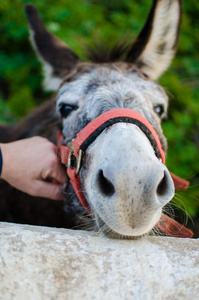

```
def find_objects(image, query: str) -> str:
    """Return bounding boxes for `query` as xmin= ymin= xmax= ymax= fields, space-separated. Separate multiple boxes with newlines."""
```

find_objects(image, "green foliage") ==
xmin=0 ymin=99 xmax=13 ymax=124
xmin=0 ymin=0 xmax=198 ymax=215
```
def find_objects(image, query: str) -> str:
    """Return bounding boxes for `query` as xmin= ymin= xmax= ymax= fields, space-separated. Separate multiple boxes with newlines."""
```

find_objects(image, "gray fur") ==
xmin=57 ymin=63 xmax=168 ymax=150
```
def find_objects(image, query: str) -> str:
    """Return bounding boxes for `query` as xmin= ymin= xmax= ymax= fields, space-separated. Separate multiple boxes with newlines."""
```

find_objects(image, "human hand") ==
xmin=0 ymin=137 xmax=67 ymax=200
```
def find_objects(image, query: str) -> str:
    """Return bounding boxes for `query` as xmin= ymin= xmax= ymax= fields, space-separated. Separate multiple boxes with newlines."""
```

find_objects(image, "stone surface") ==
xmin=0 ymin=222 xmax=199 ymax=300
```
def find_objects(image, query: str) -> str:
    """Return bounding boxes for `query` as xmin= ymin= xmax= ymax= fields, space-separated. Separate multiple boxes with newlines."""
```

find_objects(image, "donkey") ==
xmin=0 ymin=0 xmax=187 ymax=238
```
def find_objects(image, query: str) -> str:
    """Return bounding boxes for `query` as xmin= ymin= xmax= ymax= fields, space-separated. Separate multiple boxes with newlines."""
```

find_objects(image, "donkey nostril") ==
xmin=97 ymin=169 xmax=115 ymax=197
xmin=157 ymin=171 xmax=168 ymax=196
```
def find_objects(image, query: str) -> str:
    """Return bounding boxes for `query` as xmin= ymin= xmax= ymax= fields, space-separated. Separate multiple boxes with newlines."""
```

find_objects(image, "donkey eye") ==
xmin=59 ymin=104 xmax=78 ymax=118
xmin=154 ymin=105 xmax=164 ymax=117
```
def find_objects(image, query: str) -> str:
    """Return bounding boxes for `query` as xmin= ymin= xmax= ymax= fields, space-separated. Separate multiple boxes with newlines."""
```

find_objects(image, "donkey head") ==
xmin=25 ymin=0 xmax=181 ymax=238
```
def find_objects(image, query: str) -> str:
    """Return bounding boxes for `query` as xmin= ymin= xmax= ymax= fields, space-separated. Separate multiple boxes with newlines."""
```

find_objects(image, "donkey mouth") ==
xmin=95 ymin=213 xmax=148 ymax=240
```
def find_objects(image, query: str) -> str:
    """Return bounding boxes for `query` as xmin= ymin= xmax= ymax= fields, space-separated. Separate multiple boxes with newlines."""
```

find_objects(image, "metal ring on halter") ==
xmin=67 ymin=147 xmax=82 ymax=176
xmin=67 ymin=149 xmax=73 ymax=168
xmin=76 ymin=149 xmax=83 ymax=176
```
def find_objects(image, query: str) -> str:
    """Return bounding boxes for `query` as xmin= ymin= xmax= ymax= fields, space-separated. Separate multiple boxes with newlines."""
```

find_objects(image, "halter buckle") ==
xmin=67 ymin=140 xmax=83 ymax=176
xmin=76 ymin=149 xmax=83 ymax=176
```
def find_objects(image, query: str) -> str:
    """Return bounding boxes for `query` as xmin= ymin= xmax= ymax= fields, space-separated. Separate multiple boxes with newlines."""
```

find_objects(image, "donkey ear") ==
xmin=126 ymin=0 xmax=182 ymax=80
xmin=25 ymin=4 xmax=81 ymax=91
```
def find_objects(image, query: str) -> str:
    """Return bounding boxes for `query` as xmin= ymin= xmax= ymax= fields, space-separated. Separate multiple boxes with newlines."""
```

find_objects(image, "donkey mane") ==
xmin=86 ymin=39 xmax=131 ymax=63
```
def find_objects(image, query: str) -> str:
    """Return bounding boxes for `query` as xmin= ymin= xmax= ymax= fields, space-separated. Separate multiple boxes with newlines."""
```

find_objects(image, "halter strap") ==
xmin=59 ymin=108 xmax=165 ymax=162
xmin=57 ymin=108 xmax=192 ymax=238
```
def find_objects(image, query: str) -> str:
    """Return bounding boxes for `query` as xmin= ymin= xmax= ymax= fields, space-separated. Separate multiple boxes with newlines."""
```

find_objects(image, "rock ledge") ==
xmin=0 ymin=222 xmax=199 ymax=300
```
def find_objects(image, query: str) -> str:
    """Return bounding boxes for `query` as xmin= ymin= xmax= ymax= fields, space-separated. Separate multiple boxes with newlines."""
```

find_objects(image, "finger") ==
xmin=41 ymin=161 xmax=67 ymax=184
xmin=32 ymin=180 xmax=64 ymax=200
xmin=49 ymin=165 xmax=67 ymax=185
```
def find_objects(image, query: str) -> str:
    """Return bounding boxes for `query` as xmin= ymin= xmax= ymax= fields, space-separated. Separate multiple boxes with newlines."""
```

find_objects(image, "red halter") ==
xmin=57 ymin=108 xmax=193 ymax=238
